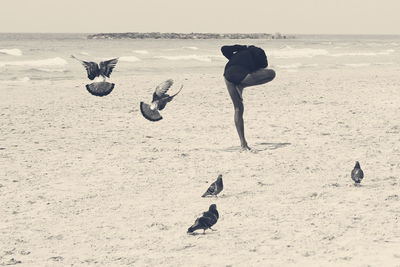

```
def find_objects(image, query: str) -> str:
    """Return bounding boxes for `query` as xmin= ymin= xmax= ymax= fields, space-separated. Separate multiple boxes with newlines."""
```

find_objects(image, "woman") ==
xmin=221 ymin=44 xmax=276 ymax=150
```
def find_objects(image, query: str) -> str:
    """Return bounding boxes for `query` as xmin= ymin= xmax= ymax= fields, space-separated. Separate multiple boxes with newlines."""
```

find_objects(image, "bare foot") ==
xmin=240 ymin=144 xmax=251 ymax=151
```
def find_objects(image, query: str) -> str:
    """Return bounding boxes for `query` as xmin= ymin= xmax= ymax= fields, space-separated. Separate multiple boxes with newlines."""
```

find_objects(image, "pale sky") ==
xmin=1 ymin=0 xmax=399 ymax=34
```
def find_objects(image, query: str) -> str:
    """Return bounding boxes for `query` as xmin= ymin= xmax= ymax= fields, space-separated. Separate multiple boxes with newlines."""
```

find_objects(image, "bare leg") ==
xmin=225 ymin=78 xmax=250 ymax=150
xmin=236 ymin=69 xmax=275 ymax=99
xmin=240 ymin=68 xmax=276 ymax=88
xmin=224 ymin=69 xmax=275 ymax=150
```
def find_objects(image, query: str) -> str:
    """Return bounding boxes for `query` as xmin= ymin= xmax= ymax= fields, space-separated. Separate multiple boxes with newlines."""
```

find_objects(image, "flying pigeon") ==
xmin=202 ymin=174 xmax=223 ymax=197
xmin=71 ymin=55 xmax=119 ymax=97
xmin=351 ymin=161 xmax=364 ymax=184
xmin=187 ymin=204 xmax=219 ymax=234
xmin=140 ymin=79 xmax=183 ymax=121
xmin=71 ymin=55 xmax=118 ymax=81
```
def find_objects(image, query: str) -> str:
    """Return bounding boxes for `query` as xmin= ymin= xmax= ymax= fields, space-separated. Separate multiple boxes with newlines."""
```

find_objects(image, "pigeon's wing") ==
xmin=71 ymin=55 xmax=99 ymax=80
xmin=155 ymin=79 xmax=174 ymax=97
xmin=154 ymin=84 xmax=184 ymax=102
xmin=351 ymin=169 xmax=357 ymax=181
xmin=168 ymin=84 xmax=184 ymax=99
xmin=202 ymin=211 xmax=218 ymax=226
xmin=351 ymin=168 xmax=364 ymax=183
xmin=188 ymin=217 xmax=211 ymax=233
xmin=200 ymin=214 xmax=216 ymax=227
xmin=99 ymin=58 xmax=118 ymax=78
xmin=202 ymin=181 xmax=217 ymax=197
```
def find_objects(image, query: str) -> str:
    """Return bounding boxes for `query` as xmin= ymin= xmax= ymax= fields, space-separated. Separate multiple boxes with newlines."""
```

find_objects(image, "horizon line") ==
xmin=0 ymin=32 xmax=400 ymax=36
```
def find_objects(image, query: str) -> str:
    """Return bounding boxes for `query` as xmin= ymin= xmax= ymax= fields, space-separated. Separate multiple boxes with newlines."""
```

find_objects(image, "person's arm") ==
xmin=221 ymin=45 xmax=247 ymax=59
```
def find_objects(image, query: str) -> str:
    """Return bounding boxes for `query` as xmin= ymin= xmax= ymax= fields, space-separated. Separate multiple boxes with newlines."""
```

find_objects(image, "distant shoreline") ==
xmin=87 ymin=32 xmax=294 ymax=40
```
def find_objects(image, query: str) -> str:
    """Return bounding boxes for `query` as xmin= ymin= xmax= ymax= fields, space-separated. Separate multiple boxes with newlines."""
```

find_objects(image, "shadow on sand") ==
xmin=253 ymin=142 xmax=291 ymax=151
xmin=205 ymin=142 xmax=291 ymax=153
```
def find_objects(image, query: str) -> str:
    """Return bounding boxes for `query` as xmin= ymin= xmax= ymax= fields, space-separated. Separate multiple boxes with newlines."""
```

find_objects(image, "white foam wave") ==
xmin=277 ymin=63 xmax=303 ymax=69
xmin=28 ymin=67 xmax=68 ymax=73
xmin=155 ymin=54 xmax=222 ymax=62
xmin=373 ymin=62 xmax=395 ymax=66
xmin=0 ymin=76 xmax=30 ymax=83
xmin=343 ymin=63 xmax=371 ymax=68
xmin=132 ymin=50 xmax=149 ymax=55
xmin=277 ymin=63 xmax=319 ymax=69
xmin=182 ymin=46 xmax=199 ymax=50
xmin=269 ymin=47 xmax=329 ymax=58
xmin=0 ymin=48 xmax=23 ymax=56
xmin=119 ymin=56 xmax=141 ymax=62
xmin=330 ymin=49 xmax=395 ymax=57
xmin=0 ymin=57 xmax=67 ymax=67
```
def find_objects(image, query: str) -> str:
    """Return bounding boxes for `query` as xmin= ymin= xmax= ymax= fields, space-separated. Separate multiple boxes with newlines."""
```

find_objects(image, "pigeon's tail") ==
xmin=201 ymin=191 xmax=210 ymax=198
xmin=187 ymin=222 xmax=201 ymax=233
xmin=188 ymin=217 xmax=200 ymax=233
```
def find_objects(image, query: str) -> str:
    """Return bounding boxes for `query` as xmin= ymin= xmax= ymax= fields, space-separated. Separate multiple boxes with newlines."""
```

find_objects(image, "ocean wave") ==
xmin=277 ymin=63 xmax=303 ymax=69
xmin=0 ymin=48 xmax=23 ymax=56
xmin=373 ymin=62 xmax=395 ymax=66
xmin=343 ymin=63 xmax=371 ymax=68
xmin=182 ymin=46 xmax=199 ymax=50
xmin=277 ymin=63 xmax=319 ymax=69
xmin=330 ymin=49 xmax=395 ymax=57
xmin=119 ymin=56 xmax=141 ymax=62
xmin=269 ymin=46 xmax=329 ymax=58
xmin=155 ymin=54 xmax=222 ymax=62
xmin=0 ymin=57 xmax=67 ymax=67
xmin=27 ymin=67 xmax=69 ymax=73
xmin=0 ymin=76 xmax=30 ymax=83
xmin=132 ymin=50 xmax=149 ymax=55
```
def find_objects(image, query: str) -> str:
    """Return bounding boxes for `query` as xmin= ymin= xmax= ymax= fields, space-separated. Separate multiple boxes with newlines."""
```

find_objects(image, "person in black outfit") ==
xmin=221 ymin=44 xmax=275 ymax=150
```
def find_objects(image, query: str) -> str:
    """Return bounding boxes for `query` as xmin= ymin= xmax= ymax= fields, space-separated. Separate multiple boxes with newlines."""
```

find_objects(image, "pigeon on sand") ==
xmin=187 ymin=204 xmax=219 ymax=234
xmin=351 ymin=161 xmax=364 ymax=184
xmin=202 ymin=174 xmax=223 ymax=197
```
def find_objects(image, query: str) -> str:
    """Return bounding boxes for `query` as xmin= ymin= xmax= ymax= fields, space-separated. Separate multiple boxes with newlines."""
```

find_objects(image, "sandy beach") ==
xmin=1 ymin=64 xmax=400 ymax=266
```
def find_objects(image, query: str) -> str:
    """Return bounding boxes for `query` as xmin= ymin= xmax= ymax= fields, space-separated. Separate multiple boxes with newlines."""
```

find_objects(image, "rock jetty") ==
xmin=87 ymin=32 xmax=293 ymax=40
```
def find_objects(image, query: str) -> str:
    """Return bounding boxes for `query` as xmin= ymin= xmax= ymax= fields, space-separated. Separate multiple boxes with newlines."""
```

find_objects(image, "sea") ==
xmin=0 ymin=33 xmax=400 ymax=83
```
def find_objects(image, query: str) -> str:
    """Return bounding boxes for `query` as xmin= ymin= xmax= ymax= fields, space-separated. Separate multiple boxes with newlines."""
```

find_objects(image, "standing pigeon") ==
xmin=71 ymin=55 xmax=119 ymax=96
xmin=187 ymin=204 xmax=219 ymax=234
xmin=202 ymin=174 xmax=223 ymax=197
xmin=351 ymin=161 xmax=364 ymax=184
xmin=140 ymin=79 xmax=183 ymax=121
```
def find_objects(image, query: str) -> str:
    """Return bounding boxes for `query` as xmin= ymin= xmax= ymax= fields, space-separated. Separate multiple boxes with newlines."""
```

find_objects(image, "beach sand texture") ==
xmin=1 ymin=67 xmax=400 ymax=266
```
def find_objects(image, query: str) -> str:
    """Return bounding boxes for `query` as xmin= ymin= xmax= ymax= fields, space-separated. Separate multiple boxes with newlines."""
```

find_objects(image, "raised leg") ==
xmin=240 ymin=68 xmax=276 ymax=88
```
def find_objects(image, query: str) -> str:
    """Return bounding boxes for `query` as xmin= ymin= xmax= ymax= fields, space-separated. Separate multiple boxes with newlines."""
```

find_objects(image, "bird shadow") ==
xmin=187 ymin=230 xmax=218 ymax=236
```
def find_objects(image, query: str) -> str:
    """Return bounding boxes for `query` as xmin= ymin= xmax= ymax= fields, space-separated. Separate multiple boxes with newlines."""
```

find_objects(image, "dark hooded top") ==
xmin=221 ymin=44 xmax=268 ymax=84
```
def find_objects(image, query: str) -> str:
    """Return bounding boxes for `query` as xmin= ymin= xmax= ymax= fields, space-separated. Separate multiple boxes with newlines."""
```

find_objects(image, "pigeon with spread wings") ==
xmin=71 ymin=55 xmax=119 ymax=97
xmin=140 ymin=79 xmax=183 ymax=121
